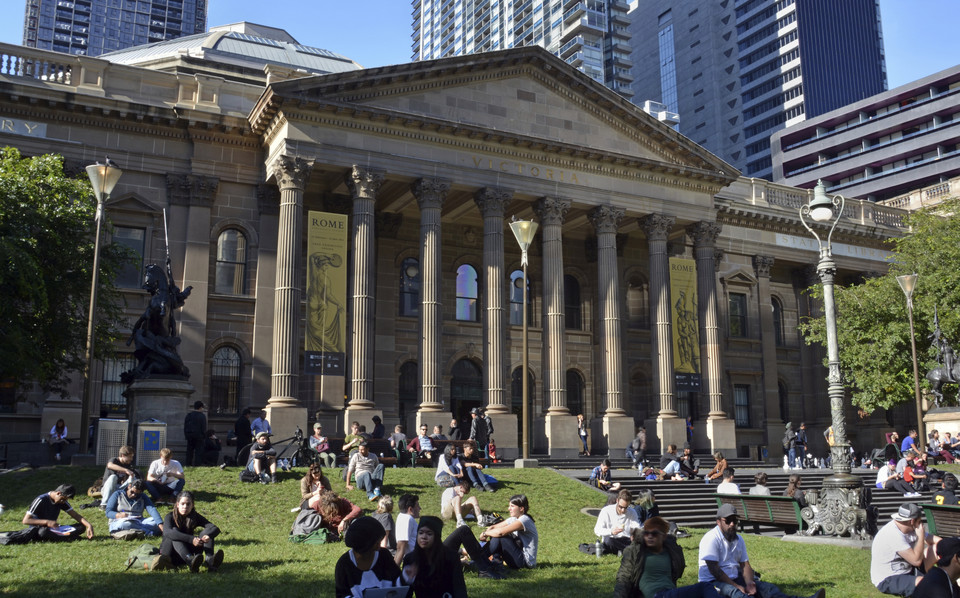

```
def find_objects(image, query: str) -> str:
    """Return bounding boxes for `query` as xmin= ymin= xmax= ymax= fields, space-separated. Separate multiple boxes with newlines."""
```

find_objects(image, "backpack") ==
xmin=125 ymin=543 xmax=161 ymax=571
xmin=479 ymin=512 xmax=503 ymax=527
xmin=289 ymin=529 xmax=335 ymax=544
xmin=239 ymin=468 xmax=259 ymax=483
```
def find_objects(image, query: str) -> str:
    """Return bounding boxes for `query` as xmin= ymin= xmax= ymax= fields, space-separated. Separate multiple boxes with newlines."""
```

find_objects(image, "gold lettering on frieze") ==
xmin=470 ymin=155 xmax=584 ymax=185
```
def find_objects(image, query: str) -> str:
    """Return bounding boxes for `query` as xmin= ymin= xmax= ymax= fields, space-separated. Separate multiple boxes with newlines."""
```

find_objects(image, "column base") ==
xmin=653 ymin=416 xmax=687 ymax=454
xmin=265 ymin=405 xmax=308 ymax=443
xmin=343 ymin=407 xmax=383 ymax=436
xmin=487 ymin=412 xmax=518 ymax=461
xmin=545 ymin=413 xmax=579 ymax=458
xmin=602 ymin=416 xmax=636 ymax=459
xmin=706 ymin=417 xmax=737 ymax=456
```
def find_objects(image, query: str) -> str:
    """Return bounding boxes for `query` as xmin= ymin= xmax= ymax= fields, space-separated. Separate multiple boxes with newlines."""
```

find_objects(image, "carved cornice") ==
xmin=588 ymin=205 xmax=625 ymax=235
xmin=165 ymin=174 xmax=220 ymax=207
xmin=533 ymin=196 xmax=571 ymax=227
xmin=687 ymin=221 xmax=722 ymax=248
xmin=411 ymin=177 xmax=451 ymax=210
xmin=753 ymin=255 xmax=774 ymax=278
xmin=346 ymin=165 xmax=385 ymax=200
xmin=377 ymin=212 xmax=403 ymax=239
xmin=270 ymin=155 xmax=313 ymax=191
xmin=638 ymin=214 xmax=675 ymax=242
xmin=473 ymin=187 xmax=513 ymax=217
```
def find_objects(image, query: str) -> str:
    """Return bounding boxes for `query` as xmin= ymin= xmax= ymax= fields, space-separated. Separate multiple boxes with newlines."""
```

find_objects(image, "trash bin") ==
xmin=136 ymin=418 xmax=167 ymax=467
xmin=96 ymin=418 xmax=129 ymax=465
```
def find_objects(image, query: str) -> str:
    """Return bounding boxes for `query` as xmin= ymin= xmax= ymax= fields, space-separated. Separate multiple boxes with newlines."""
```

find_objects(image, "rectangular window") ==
xmin=729 ymin=293 xmax=748 ymax=338
xmin=734 ymin=384 xmax=750 ymax=427
xmin=113 ymin=226 xmax=145 ymax=288
xmin=101 ymin=354 xmax=135 ymax=414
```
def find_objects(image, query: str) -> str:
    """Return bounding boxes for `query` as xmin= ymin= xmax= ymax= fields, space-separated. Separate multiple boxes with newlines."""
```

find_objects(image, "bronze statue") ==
xmin=926 ymin=306 xmax=957 ymax=405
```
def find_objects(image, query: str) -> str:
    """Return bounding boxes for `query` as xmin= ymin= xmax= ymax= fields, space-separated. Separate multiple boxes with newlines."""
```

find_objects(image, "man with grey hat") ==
xmin=20 ymin=484 xmax=94 ymax=542
xmin=871 ymin=502 xmax=939 ymax=596
xmin=915 ymin=536 xmax=960 ymax=597
xmin=698 ymin=504 xmax=825 ymax=598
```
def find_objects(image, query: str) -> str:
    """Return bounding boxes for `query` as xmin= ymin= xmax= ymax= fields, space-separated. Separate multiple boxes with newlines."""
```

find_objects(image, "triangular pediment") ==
xmin=107 ymin=192 xmax=161 ymax=214
xmin=253 ymin=47 xmax=737 ymax=181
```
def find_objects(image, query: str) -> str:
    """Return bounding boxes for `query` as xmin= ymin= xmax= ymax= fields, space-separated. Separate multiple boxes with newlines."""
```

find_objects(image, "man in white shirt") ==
xmin=716 ymin=468 xmax=740 ymax=495
xmin=394 ymin=494 xmax=421 ymax=566
xmin=145 ymin=447 xmax=185 ymax=504
xmin=594 ymin=489 xmax=639 ymax=555
xmin=871 ymin=502 xmax=938 ymax=596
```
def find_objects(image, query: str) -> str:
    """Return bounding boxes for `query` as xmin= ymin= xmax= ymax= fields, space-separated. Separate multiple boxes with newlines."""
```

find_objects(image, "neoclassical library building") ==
xmin=0 ymin=23 xmax=907 ymax=460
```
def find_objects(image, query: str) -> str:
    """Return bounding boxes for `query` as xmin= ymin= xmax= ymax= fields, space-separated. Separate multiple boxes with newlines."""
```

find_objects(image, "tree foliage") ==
xmin=799 ymin=196 xmax=960 ymax=411
xmin=0 ymin=147 xmax=125 ymax=395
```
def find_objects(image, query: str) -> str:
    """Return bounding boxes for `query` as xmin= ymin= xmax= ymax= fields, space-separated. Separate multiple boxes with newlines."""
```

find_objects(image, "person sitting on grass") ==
xmin=20 ymin=483 xmax=94 ymax=542
xmin=335 ymin=516 xmax=402 ymax=598
xmin=105 ymin=479 xmax=163 ymax=539
xmin=372 ymin=494 xmax=396 ymax=551
xmin=478 ymin=494 xmax=538 ymax=570
xmin=202 ymin=429 xmax=221 ymax=466
xmin=435 ymin=444 xmax=463 ymax=488
xmin=160 ymin=491 xmax=223 ymax=573
xmin=716 ymin=468 xmax=740 ymax=494
xmin=345 ymin=441 xmax=385 ymax=501
xmin=401 ymin=515 xmax=468 ymax=598
xmin=614 ymin=516 xmax=720 ymax=598
xmin=310 ymin=490 xmax=362 ymax=539
xmin=933 ymin=473 xmax=960 ymax=506
xmin=590 ymin=459 xmax=622 ymax=492
xmin=459 ymin=440 xmax=494 ymax=492
xmin=146 ymin=447 xmax=185 ymax=504
xmin=247 ymin=431 xmax=278 ymax=484
xmin=594 ymin=489 xmax=640 ymax=556
xmin=440 ymin=479 xmax=483 ymax=529
xmin=99 ymin=444 xmax=142 ymax=507
xmin=300 ymin=463 xmax=333 ymax=508
xmin=749 ymin=472 xmax=771 ymax=496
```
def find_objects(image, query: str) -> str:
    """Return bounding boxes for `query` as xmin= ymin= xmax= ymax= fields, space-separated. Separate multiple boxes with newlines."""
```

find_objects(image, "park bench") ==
xmin=921 ymin=503 xmax=960 ymax=537
xmin=714 ymin=493 xmax=805 ymax=534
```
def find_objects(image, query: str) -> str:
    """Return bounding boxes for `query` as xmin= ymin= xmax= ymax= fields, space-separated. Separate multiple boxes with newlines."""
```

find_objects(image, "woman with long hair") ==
xmin=783 ymin=473 xmax=807 ymax=507
xmin=49 ymin=418 xmax=68 ymax=462
xmin=311 ymin=490 xmax=362 ymax=537
xmin=705 ymin=451 xmax=728 ymax=483
xmin=300 ymin=463 xmax=333 ymax=507
xmin=577 ymin=414 xmax=590 ymax=456
xmin=479 ymin=494 xmax=538 ymax=569
xmin=160 ymin=491 xmax=224 ymax=572
xmin=401 ymin=516 xmax=467 ymax=598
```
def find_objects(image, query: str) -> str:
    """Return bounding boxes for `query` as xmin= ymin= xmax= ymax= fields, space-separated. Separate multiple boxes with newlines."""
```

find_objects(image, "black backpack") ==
xmin=239 ymin=468 xmax=259 ymax=483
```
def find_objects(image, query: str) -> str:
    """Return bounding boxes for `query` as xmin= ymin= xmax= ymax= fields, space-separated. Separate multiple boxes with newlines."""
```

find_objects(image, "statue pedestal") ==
xmin=125 ymin=378 xmax=195 ymax=464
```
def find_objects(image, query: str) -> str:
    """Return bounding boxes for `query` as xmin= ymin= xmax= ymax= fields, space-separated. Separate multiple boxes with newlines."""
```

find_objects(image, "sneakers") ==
xmin=373 ymin=487 xmax=382 ymax=498
xmin=484 ymin=485 xmax=495 ymax=493
xmin=55 ymin=453 xmax=61 ymax=461
xmin=368 ymin=492 xmax=377 ymax=501
xmin=904 ymin=492 xmax=922 ymax=498
xmin=206 ymin=549 xmax=224 ymax=572
xmin=189 ymin=554 xmax=204 ymax=573
xmin=270 ymin=474 xmax=278 ymax=484
xmin=260 ymin=472 xmax=271 ymax=484
xmin=456 ymin=519 xmax=467 ymax=528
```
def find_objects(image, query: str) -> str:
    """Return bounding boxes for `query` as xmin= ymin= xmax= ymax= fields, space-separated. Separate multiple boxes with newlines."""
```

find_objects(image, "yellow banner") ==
xmin=305 ymin=211 xmax=348 ymax=375
xmin=670 ymin=257 xmax=701 ymax=391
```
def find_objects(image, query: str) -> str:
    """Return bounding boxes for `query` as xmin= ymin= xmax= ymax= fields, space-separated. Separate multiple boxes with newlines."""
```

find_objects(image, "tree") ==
xmin=0 ymin=147 xmax=125 ymax=396
xmin=799 ymin=196 xmax=960 ymax=412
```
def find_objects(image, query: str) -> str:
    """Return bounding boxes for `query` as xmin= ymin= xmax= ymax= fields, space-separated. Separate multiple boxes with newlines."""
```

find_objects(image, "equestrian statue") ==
xmin=925 ymin=306 xmax=957 ymax=406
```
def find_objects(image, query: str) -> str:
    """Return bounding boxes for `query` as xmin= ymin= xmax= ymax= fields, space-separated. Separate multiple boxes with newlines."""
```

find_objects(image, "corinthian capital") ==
xmin=411 ymin=177 xmax=451 ymax=210
xmin=533 ymin=196 xmax=571 ymax=226
xmin=588 ymin=205 xmax=625 ymax=235
xmin=270 ymin=155 xmax=313 ymax=191
xmin=687 ymin=221 xmax=722 ymax=247
xmin=753 ymin=255 xmax=774 ymax=278
xmin=638 ymin=213 xmax=675 ymax=242
xmin=346 ymin=166 xmax=385 ymax=200
xmin=473 ymin=187 xmax=513 ymax=217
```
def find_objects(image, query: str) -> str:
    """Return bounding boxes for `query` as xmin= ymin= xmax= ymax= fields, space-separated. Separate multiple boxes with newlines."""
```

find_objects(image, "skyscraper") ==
xmin=22 ymin=0 xmax=207 ymax=57
xmin=629 ymin=0 xmax=887 ymax=179
xmin=411 ymin=0 xmax=634 ymax=97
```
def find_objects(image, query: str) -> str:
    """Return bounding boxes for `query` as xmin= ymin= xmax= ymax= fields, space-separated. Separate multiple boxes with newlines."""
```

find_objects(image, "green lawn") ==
xmin=0 ymin=464 xmax=879 ymax=597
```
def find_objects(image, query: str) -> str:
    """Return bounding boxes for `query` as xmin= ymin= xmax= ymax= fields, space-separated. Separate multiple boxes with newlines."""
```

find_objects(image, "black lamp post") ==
xmin=509 ymin=217 xmax=538 ymax=462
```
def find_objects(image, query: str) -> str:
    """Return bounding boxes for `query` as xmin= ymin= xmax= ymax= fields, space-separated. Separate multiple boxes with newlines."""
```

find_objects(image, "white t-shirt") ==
xmin=395 ymin=512 xmax=417 ymax=548
xmin=507 ymin=514 xmax=538 ymax=568
xmin=148 ymin=458 xmax=184 ymax=490
xmin=593 ymin=503 xmax=639 ymax=539
xmin=435 ymin=454 xmax=461 ymax=480
xmin=698 ymin=525 xmax=748 ymax=582
xmin=717 ymin=482 xmax=740 ymax=495
xmin=870 ymin=519 xmax=919 ymax=586
xmin=440 ymin=487 xmax=458 ymax=519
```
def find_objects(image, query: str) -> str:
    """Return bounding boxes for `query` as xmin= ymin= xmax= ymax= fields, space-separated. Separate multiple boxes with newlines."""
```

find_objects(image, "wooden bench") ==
xmin=921 ymin=503 xmax=960 ymax=537
xmin=714 ymin=493 xmax=805 ymax=534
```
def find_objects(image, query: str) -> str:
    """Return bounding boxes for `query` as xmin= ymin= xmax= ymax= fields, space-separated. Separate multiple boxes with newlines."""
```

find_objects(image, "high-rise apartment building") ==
xmin=22 ymin=0 xmax=207 ymax=57
xmin=411 ymin=0 xmax=634 ymax=97
xmin=629 ymin=0 xmax=887 ymax=179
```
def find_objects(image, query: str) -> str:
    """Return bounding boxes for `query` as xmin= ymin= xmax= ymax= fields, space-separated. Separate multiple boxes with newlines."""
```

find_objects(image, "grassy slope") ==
xmin=0 ymin=465 xmax=878 ymax=597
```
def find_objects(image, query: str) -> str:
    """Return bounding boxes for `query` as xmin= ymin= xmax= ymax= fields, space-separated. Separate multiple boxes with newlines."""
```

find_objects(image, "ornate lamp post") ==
xmin=798 ymin=180 xmax=865 ymax=537
xmin=897 ymin=274 xmax=924 ymax=435
xmin=79 ymin=158 xmax=122 ymax=456
xmin=509 ymin=217 xmax=538 ymax=462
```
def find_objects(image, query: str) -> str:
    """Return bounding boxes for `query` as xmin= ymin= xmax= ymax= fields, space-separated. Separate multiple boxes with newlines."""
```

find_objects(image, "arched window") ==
xmin=456 ymin=264 xmax=479 ymax=322
xmin=509 ymin=269 xmax=532 ymax=326
xmin=772 ymin=297 xmax=785 ymax=346
xmin=564 ymin=274 xmax=582 ymax=330
xmin=215 ymin=229 xmax=247 ymax=295
xmin=626 ymin=276 xmax=650 ymax=329
xmin=451 ymin=359 xmax=482 ymax=421
xmin=210 ymin=346 xmax=242 ymax=415
xmin=567 ymin=369 xmax=585 ymax=417
xmin=398 ymin=361 xmax=418 ymax=426
xmin=778 ymin=380 xmax=790 ymax=423
xmin=399 ymin=258 xmax=420 ymax=317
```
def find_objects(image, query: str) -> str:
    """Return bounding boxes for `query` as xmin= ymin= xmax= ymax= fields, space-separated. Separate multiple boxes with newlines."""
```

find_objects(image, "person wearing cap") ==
xmin=915 ymin=536 xmax=960 ymax=597
xmin=401 ymin=515 xmax=468 ymax=597
xmin=469 ymin=407 xmax=489 ymax=456
xmin=698 ymin=504 xmax=825 ymax=598
xmin=334 ymin=516 xmax=402 ymax=598
xmin=183 ymin=400 xmax=207 ymax=467
xmin=247 ymin=430 xmax=278 ymax=484
xmin=870 ymin=502 xmax=939 ymax=596
xmin=595 ymin=489 xmax=640 ymax=556
xmin=345 ymin=440 xmax=385 ymax=501
xmin=21 ymin=484 xmax=94 ymax=542
xmin=309 ymin=422 xmax=336 ymax=469
xmin=614 ymin=515 xmax=719 ymax=598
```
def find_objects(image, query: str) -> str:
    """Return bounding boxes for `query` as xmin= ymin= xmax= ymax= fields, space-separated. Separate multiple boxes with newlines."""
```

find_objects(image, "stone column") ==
xmin=640 ymin=214 xmax=684 ymax=451
xmin=589 ymin=206 xmax=634 ymax=453
xmin=535 ymin=197 xmax=578 ymax=457
xmin=412 ymin=178 xmax=450 ymax=416
xmin=688 ymin=221 xmax=735 ymax=453
xmin=474 ymin=187 xmax=518 ymax=458
xmin=754 ymin=255 xmax=782 ymax=461
xmin=265 ymin=155 xmax=313 ymax=439
xmin=251 ymin=184 xmax=279 ymax=407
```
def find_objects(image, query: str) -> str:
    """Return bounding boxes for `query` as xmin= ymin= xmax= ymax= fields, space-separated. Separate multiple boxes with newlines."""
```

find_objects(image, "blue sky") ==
xmin=1 ymin=0 xmax=957 ymax=88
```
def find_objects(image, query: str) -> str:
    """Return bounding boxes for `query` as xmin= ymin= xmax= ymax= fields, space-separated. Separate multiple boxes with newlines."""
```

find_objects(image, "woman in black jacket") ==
xmin=160 ymin=491 xmax=223 ymax=572
xmin=401 ymin=516 xmax=467 ymax=598
xmin=335 ymin=516 xmax=402 ymax=598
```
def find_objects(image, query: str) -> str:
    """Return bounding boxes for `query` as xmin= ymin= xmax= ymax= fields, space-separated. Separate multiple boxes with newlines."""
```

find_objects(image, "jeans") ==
xmin=144 ymin=478 xmax=184 ymax=501
xmin=663 ymin=461 xmax=681 ymax=476
xmin=444 ymin=526 xmax=490 ymax=569
xmin=654 ymin=582 xmax=722 ymax=598
xmin=100 ymin=474 xmax=130 ymax=506
xmin=788 ymin=447 xmax=797 ymax=468
xmin=488 ymin=535 xmax=528 ymax=569
xmin=714 ymin=578 xmax=797 ymax=598
xmin=355 ymin=464 xmax=385 ymax=492
xmin=464 ymin=466 xmax=488 ymax=489
xmin=579 ymin=434 xmax=588 ymax=453
xmin=108 ymin=515 xmax=162 ymax=536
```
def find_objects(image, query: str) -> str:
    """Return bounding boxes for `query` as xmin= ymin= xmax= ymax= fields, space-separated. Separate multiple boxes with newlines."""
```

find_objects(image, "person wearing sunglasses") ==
xmin=698 ymin=504 xmax=825 ymax=598
xmin=614 ymin=516 xmax=719 ymax=598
